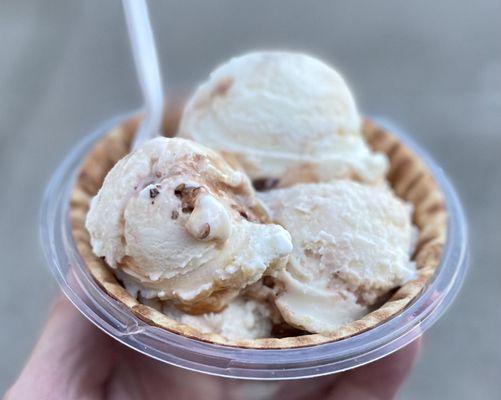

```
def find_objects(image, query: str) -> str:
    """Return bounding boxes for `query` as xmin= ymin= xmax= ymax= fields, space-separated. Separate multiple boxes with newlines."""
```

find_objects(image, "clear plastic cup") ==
xmin=40 ymin=113 xmax=468 ymax=382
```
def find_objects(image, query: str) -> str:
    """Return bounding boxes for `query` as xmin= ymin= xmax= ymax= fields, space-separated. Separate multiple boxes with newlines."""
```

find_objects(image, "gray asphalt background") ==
xmin=1 ymin=1 xmax=500 ymax=398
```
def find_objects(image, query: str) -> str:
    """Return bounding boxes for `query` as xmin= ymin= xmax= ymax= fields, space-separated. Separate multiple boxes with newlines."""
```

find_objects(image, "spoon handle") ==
xmin=122 ymin=0 xmax=164 ymax=149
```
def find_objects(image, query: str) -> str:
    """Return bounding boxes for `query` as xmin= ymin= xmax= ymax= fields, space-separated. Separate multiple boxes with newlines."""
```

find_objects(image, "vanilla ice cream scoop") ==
xmin=260 ymin=181 xmax=416 ymax=334
xmin=163 ymin=297 xmax=274 ymax=340
xmin=178 ymin=51 xmax=387 ymax=186
xmin=86 ymin=137 xmax=292 ymax=313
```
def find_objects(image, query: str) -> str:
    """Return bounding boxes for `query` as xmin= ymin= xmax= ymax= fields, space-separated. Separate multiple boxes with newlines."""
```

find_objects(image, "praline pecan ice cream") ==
xmin=86 ymin=137 xmax=292 ymax=313
xmin=260 ymin=180 xmax=416 ymax=333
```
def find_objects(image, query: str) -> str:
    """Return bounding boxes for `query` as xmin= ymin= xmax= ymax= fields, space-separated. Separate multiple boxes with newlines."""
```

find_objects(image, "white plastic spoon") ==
xmin=122 ymin=0 xmax=164 ymax=150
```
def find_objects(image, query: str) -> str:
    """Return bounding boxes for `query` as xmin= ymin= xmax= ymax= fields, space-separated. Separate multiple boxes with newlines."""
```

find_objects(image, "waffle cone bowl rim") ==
xmin=67 ymin=110 xmax=450 ymax=350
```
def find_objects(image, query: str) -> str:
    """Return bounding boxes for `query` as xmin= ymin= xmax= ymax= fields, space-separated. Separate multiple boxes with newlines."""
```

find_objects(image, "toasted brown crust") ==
xmin=70 ymin=113 xmax=447 ymax=349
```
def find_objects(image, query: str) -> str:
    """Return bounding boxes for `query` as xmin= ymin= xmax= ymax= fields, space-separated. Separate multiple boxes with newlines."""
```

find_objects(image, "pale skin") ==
xmin=5 ymin=296 xmax=421 ymax=400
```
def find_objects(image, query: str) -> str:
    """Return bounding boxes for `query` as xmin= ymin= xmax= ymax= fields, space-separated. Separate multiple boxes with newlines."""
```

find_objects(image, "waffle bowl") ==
xmin=41 ymin=109 xmax=467 ymax=378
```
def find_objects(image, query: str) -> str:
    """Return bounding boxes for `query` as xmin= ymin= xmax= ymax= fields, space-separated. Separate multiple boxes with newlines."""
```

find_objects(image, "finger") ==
xmin=106 ymin=349 xmax=226 ymax=400
xmin=327 ymin=338 xmax=422 ymax=400
xmin=6 ymin=295 xmax=116 ymax=400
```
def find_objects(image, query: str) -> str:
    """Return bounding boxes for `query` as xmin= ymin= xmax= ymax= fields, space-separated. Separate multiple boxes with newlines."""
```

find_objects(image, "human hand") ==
xmin=5 ymin=296 xmax=421 ymax=400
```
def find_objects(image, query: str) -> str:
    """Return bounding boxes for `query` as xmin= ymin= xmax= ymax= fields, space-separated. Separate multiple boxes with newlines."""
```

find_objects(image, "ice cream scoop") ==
xmin=86 ymin=137 xmax=292 ymax=313
xmin=260 ymin=181 xmax=416 ymax=334
xmin=178 ymin=51 xmax=387 ymax=186
xmin=163 ymin=297 xmax=274 ymax=340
